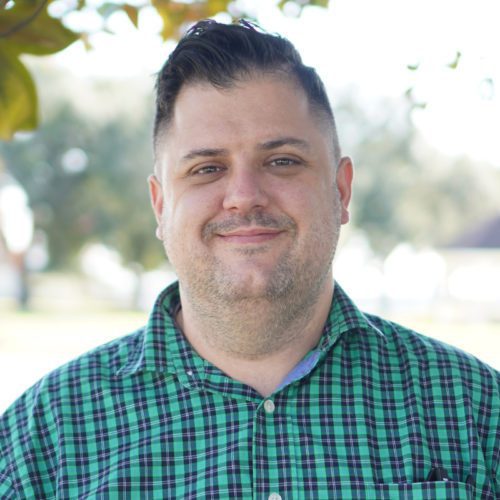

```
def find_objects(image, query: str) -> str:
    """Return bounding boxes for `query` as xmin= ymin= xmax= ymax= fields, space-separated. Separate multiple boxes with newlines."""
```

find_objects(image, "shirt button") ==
xmin=263 ymin=399 xmax=275 ymax=414
xmin=268 ymin=493 xmax=282 ymax=500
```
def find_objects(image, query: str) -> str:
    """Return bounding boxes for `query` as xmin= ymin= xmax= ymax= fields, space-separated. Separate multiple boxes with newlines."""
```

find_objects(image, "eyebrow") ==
xmin=181 ymin=148 xmax=228 ymax=163
xmin=180 ymin=137 xmax=311 ymax=164
xmin=258 ymin=137 xmax=311 ymax=152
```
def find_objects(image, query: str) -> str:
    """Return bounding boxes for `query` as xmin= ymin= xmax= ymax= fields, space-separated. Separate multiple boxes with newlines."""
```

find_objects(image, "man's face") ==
xmin=149 ymin=76 xmax=352 ymax=305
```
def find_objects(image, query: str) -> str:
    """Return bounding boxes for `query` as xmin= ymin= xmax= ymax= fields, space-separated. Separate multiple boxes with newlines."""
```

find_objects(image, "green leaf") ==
xmin=206 ymin=0 xmax=231 ymax=16
xmin=152 ymin=0 xmax=235 ymax=41
xmin=0 ymin=1 xmax=78 ymax=56
xmin=0 ymin=47 xmax=38 ymax=140
xmin=447 ymin=51 xmax=461 ymax=70
xmin=308 ymin=0 xmax=330 ymax=7
xmin=152 ymin=0 xmax=187 ymax=40
xmin=122 ymin=4 xmax=139 ymax=28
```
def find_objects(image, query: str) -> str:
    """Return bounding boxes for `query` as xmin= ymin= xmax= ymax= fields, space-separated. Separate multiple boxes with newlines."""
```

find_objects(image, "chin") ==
xmin=219 ymin=265 xmax=296 ymax=303
xmin=229 ymin=273 xmax=270 ymax=296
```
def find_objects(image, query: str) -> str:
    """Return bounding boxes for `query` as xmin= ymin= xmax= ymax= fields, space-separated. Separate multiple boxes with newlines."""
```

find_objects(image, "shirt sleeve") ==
xmin=0 ymin=472 xmax=16 ymax=500
xmin=0 ymin=377 xmax=58 ymax=499
xmin=0 ymin=407 xmax=19 ymax=499
xmin=494 ymin=370 xmax=500 ymax=498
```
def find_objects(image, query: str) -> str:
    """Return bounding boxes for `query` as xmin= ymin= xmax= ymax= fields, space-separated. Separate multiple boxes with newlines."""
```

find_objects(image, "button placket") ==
xmin=253 ymin=398 xmax=282 ymax=499
xmin=263 ymin=399 xmax=275 ymax=414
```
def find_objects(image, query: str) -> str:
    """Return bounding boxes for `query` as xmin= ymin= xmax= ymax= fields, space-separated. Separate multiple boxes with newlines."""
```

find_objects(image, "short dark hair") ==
xmin=154 ymin=19 xmax=340 ymax=159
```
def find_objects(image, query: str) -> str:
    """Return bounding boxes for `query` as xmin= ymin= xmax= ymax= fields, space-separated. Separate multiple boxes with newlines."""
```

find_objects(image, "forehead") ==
xmin=177 ymin=77 xmax=310 ymax=129
xmin=155 ymin=76 xmax=332 ymax=173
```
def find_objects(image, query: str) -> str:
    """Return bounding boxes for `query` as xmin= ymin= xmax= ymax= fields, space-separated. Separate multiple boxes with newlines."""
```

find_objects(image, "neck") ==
xmin=176 ymin=280 xmax=334 ymax=397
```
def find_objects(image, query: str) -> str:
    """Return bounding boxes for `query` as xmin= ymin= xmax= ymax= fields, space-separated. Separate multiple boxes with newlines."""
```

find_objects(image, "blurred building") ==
xmin=335 ymin=218 xmax=500 ymax=322
xmin=439 ymin=214 xmax=500 ymax=321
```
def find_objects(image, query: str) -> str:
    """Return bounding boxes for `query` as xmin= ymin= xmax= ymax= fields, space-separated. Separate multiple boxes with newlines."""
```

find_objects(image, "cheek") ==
xmin=164 ymin=186 xmax=222 ymax=237
xmin=279 ymin=179 xmax=335 ymax=222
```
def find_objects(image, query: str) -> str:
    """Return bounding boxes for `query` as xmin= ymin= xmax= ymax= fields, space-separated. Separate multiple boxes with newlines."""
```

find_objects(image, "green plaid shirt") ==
xmin=1 ymin=282 xmax=499 ymax=499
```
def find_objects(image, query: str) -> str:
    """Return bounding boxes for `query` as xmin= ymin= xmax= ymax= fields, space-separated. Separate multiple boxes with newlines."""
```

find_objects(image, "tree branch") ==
xmin=0 ymin=0 xmax=49 ymax=38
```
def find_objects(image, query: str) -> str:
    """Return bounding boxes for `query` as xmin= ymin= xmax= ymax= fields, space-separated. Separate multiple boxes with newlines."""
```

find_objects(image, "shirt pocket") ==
xmin=320 ymin=480 xmax=478 ymax=499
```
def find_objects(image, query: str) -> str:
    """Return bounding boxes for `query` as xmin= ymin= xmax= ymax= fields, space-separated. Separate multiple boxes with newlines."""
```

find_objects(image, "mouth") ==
xmin=217 ymin=228 xmax=284 ymax=244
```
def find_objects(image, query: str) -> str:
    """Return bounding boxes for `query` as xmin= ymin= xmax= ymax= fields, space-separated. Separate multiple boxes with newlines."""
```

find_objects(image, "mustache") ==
xmin=202 ymin=213 xmax=296 ymax=239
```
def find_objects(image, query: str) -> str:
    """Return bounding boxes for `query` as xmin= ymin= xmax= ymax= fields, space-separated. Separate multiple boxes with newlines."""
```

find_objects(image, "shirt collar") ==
xmin=117 ymin=280 xmax=386 ymax=377
xmin=117 ymin=281 xmax=195 ymax=376
xmin=322 ymin=282 xmax=387 ymax=349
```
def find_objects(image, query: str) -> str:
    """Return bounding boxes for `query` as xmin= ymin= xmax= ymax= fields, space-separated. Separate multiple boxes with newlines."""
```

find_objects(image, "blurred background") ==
xmin=1 ymin=0 xmax=499 ymax=413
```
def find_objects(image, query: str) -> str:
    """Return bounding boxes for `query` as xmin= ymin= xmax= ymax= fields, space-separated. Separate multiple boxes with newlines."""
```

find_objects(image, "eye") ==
xmin=192 ymin=165 xmax=225 ymax=176
xmin=268 ymin=157 xmax=303 ymax=170
xmin=271 ymin=157 xmax=297 ymax=166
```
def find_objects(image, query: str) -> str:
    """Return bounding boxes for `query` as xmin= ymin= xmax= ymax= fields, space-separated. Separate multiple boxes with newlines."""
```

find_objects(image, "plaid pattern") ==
xmin=1 ymin=282 xmax=499 ymax=499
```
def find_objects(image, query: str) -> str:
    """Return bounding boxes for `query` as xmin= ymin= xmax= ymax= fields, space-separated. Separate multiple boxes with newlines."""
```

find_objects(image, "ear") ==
xmin=336 ymin=156 xmax=354 ymax=225
xmin=148 ymin=174 xmax=164 ymax=239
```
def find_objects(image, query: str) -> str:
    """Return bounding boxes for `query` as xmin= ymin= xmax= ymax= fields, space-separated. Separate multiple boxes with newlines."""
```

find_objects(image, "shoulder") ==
xmin=0 ymin=327 xmax=145 ymax=446
xmin=360 ymin=313 xmax=500 ymax=394
xmin=0 ymin=328 xmax=146 ymax=494
xmin=2 ymin=326 xmax=145 ymax=414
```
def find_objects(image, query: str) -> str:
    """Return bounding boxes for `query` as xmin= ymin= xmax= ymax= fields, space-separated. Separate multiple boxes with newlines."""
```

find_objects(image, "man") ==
xmin=1 ymin=20 xmax=498 ymax=499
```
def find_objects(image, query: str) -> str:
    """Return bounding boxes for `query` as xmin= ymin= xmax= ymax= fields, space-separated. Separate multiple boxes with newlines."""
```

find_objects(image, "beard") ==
xmin=162 ymin=192 xmax=342 ymax=358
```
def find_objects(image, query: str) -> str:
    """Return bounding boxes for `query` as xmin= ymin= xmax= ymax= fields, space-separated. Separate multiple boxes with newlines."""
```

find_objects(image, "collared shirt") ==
xmin=1 ymin=282 xmax=499 ymax=499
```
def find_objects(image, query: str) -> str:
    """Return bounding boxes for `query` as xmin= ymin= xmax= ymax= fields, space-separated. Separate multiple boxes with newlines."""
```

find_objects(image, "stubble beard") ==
xmin=164 ymin=196 xmax=342 ymax=359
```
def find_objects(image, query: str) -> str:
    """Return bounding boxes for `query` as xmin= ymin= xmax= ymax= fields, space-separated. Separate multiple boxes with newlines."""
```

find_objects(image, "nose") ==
xmin=222 ymin=166 xmax=269 ymax=213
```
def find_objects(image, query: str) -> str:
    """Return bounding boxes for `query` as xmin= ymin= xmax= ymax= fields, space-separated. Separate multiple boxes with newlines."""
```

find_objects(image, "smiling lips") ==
xmin=217 ymin=228 xmax=283 ymax=244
